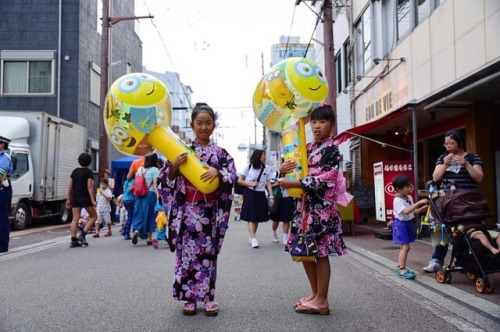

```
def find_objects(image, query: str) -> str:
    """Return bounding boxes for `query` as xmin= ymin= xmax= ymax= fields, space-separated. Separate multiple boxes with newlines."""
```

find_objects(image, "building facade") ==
xmin=328 ymin=0 xmax=499 ymax=222
xmin=0 ymin=0 xmax=142 ymax=170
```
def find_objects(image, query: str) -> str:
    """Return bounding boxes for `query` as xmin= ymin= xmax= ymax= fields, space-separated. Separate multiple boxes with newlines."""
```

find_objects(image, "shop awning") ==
xmin=334 ymin=108 xmax=410 ymax=145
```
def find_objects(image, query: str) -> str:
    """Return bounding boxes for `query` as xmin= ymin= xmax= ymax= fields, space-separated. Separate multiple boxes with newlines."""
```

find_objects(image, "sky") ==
xmin=134 ymin=0 xmax=320 ymax=170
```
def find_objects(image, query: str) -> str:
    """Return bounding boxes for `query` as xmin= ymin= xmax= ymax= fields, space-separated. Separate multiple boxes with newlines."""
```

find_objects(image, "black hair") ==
xmin=392 ymin=175 xmax=412 ymax=190
xmin=157 ymin=158 xmax=164 ymax=168
xmin=78 ymin=152 xmax=92 ymax=167
xmin=100 ymin=178 xmax=109 ymax=185
xmin=310 ymin=104 xmax=336 ymax=123
xmin=250 ymin=149 xmax=265 ymax=169
xmin=191 ymin=102 xmax=216 ymax=123
xmin=445 ymin=130 xmax=464 ymax=148
xmin=144 ymin=153 xmax=158 ymax=168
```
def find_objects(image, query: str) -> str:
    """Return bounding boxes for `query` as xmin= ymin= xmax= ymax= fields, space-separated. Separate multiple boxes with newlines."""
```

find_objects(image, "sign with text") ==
xmin=365 ymin=88 xmax=393 ymax=122
xmin=373 ymin=161 xmax=414 ymax=222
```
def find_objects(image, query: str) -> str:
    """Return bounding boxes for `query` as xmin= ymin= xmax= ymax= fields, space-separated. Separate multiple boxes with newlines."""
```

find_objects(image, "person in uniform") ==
xmin=0 ymin=135 xmax=13 ymax=253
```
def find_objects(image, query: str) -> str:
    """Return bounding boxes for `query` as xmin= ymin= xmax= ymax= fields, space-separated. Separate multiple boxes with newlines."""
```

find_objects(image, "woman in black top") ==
xmin=66 ymin=152 xmax=97 ymax=248
xmin=423 ymin=130 xmax=484 ymax=272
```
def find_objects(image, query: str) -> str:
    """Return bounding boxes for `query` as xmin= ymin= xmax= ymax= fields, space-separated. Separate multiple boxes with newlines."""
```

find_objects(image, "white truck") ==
xmin=0 ymin=111 xmax=87 ymax=230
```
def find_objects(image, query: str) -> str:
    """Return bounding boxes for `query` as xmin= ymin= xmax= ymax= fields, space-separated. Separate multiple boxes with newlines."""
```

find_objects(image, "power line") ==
xmin=140 ymin=0 xmax=194 ymax=110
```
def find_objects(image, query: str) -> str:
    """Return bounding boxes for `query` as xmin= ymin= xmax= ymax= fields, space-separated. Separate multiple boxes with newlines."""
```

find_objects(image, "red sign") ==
xmin=374 ymin=161 xmax=414 ymax=222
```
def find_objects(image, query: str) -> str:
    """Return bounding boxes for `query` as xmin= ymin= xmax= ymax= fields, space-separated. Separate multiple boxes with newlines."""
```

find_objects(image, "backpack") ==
xmin=434 ymin=189 xmax=491 ymax=223
xmin=133 ymin=167 xmax=151 ymax=197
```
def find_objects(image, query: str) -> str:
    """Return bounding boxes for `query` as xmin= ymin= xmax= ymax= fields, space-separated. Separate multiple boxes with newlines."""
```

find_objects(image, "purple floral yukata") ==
xmin=286 ymin=136 xmax=348 ymax=257
xmin=163 ymin=140 xmax=237 ymax=303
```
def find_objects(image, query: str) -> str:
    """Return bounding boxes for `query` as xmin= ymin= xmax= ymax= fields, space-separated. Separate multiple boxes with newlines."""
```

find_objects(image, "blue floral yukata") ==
xmin=286 ymin=136 xmax=348 ymax=257
xmin=163 ymin=140 xmax=237 ymax=303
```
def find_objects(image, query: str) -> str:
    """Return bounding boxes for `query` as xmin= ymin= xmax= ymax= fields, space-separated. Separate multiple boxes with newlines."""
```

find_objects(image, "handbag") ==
xmin=290 ymin=197 xmax=318 ymax=262
xmin=268 ymin=185 xmax=282 ymax=214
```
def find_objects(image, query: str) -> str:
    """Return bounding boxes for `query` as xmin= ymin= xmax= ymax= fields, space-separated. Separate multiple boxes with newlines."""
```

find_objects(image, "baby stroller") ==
xmin=426 ymin=180 xmax=499 ymax=294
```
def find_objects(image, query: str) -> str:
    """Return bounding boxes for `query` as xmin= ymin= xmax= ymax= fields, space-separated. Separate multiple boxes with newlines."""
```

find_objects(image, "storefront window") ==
xmin=397 ymin=0 xmax=411 ymax=40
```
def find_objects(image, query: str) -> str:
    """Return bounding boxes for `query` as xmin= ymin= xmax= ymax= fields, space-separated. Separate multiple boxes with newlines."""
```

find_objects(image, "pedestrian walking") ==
xmin=0 ymin=135 xmax=13 ymax=253
xmin=279 ymin=104 xmax=346 ymax=315
xmin=131 ymin=153 xmax=160 ymax=246
xmin=269 ymin=168 xmax=294 ymax=245
xmin=392 ymin=175 xmax=428 ymax=279
xmin=164 ymin=102 xmax=237 ymax=316
xmin=93 ymin=178 xmax=113 ymax=238
xmin=66 ymin=152 xmax=97 ymax=248
xmin=103 ymin=168 xmax=117 ymax=224
xmin=238 ymin=149 xmax=274 ymax=248
xmin=121 ymin=177 xmax=135 ymax=240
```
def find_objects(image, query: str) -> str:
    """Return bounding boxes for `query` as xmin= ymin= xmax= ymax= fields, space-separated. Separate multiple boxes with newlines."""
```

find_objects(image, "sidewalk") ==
xmin=344 ymin=223 xmax=500 ymax=304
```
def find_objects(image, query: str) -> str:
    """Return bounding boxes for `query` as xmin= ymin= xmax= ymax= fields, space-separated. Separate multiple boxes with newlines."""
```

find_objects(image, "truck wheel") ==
xmin=12 ymin=202 xmax=30 ymax=230
xmin=59 ymin=203 xmax=72 ymax=224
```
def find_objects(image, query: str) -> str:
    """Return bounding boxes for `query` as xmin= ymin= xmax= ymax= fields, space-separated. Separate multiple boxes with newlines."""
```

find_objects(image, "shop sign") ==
xmin=365 ymin=88 xmax=393 ymax=122
xmin=373 ymin=161 xmax=414 ymax=222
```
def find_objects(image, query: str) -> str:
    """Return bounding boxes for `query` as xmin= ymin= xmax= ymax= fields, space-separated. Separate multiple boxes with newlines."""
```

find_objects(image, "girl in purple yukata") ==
xmin=163 ymin=103 xmax=237 ymax=317
xmin=279 ymin=104 xmax=347 ymax=316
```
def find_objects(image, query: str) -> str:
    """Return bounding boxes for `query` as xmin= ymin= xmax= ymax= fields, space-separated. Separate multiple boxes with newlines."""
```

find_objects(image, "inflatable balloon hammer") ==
xmin=282 ymin=118 xmax=308 ymax=198
xmin=103 ymin=73 xmax=218 ymax=194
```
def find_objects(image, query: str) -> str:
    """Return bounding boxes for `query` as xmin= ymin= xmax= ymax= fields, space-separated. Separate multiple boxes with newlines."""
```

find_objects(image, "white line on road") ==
xmin=0 ymin=236 xmax=68 ymax=262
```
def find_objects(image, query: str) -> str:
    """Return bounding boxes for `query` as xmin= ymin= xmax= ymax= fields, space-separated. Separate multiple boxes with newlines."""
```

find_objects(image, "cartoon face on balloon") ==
xmin=103 ymin=73 xmax=172 ymax=156
xmin=284 ymin=58 xmax=328 ymax=102
xmin=252 ymin=57 xmax=329 ymax=132
xmin=284 ymin=58 xmax=328 ymax=118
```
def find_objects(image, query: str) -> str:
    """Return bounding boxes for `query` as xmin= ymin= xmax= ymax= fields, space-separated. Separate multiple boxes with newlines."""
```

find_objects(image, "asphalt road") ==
xmin=1 ymin=219 xmax=499 ymax=332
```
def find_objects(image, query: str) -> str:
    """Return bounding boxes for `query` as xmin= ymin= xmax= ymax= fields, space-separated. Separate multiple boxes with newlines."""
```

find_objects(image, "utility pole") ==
xmin=98 ymin=0 xmax=152 ymax=177
xmin=295 ymin=0 xmax=337 ymax=136
xmin=322 ymin=0 xmax=337 ymax=136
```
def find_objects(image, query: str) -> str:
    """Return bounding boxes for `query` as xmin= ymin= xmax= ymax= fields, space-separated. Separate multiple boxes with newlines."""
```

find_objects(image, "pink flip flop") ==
xmin=295 ymin=302 xmax=330 ymax=315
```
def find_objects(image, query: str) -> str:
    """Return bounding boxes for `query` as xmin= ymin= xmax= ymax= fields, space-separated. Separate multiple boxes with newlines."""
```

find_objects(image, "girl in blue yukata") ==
xmin=163 ymin=103 xmax=237 ymax=316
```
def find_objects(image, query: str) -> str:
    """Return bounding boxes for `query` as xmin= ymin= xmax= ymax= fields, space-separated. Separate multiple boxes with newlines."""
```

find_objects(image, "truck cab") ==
xmin=8 ymin=145 xmax=34 ymax=230
xmin=0 ymin=112 xmax=86 ymax=230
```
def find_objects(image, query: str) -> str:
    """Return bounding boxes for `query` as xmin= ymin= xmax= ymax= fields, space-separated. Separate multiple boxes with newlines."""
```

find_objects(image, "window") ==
xmin=382 ymin=0 xmax=396 ymax=55
xmin=397 ymin=0 xmax=411 ymax=40
xmin=417 ymin=0 xmax=432 ymax=23
xmin=335 ymin=53 xmax=342 ymax=94
xmin=343 ymin=39 xmax=351 ymax=90
xmin=90 ymin=148 xmax=99 ymax=172
xmin=354 ymin=6 xmax=372 ymax=75
xmin=97 ymin=0 xmax=103 ymax=35
xmin=1 ymin=50 xmax=55 ymax=95
xmin=90 ymin=62 xmax=101 ymax=106
xmin=10 ymin=152 xmax=29 ymax=180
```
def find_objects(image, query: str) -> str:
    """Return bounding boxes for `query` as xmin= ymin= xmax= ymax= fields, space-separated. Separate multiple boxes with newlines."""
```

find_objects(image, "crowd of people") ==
xmin=59 ymin=104 xmax=497 ymax=318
